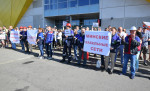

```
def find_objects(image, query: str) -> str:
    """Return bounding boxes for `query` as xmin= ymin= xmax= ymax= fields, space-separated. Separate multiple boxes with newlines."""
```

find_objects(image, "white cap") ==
xmin=130 ymin=26 xmax=137 ymax=31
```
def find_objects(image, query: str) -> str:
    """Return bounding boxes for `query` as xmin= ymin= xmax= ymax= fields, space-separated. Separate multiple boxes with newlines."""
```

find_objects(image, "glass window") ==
xmin=78 ymin=0 xmax=89 ymax=6
xmin=84 ymin=19 xmax=97 ymax=25
xmin=69 ymin=0 xmax=77 ymax=7
xmin=58 ymin=0 xmax=67 ymax=3
xmin=44 ymin=0 xmax=49 ymax=4
xmin=72 ymin=20 xmax=80 ymax=25
xmin=90 ymin=0 xmax=99 ymax=5
xmin=50 ymin=0 xmax=57 ymax=4
xmin=44 ymin=5 xmax=49 ymax=10
xmin=58 ymin=2 xmax=67 ymax=9
xmin=50 ymin=4 xmax=57 ymax=9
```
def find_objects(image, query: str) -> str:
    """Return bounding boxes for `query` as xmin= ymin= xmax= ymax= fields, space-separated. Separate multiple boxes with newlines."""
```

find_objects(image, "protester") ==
xmin=19 ymin=26 xmax=25 ymax=51
xmin=121 ymin=26 xmax=140 ymax=79
xmin=45 ymin=26 xmax=53 ymax=60
xmin=0 ymin=27 xmax=5 ymax=48
xmin=78 ymin=28 xmax=87 ymax=66
xmin=9 ymin=26 xmax=16 ymax=49
xmin=61 ymin=23 xmax=74 ymax=63
xmin=73 ymin=28 xmax=79 ymax=60
xmin=141 ymin=27 xmax=150 ymax=65
xmin=52 ymin=28 xmax=57 ymax=49
xmin=56 ymin=29 xmax=62 ymax=50
xmin=115 ymin=27 xmax=127 ymax=67
xmin=105 ymin=27 xmax=121 ymax=74
xmin=3 ymin=26 xmax=8 ymax=47
xmin=22 ymin=26 xmax=29 ymax=53
xmin=37 ymin=28 xmax=44 ymax=59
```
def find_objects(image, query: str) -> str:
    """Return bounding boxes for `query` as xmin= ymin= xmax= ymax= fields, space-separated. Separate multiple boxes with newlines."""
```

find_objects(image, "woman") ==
xmin=73 ymin=29 xmax=79 ymax=60
xmin=37 ymin=28 xmax=44 ymax=59
xmin=57 ymin=29 xmax=62 ymax=50
xmin=105 ymin=27 xmax=121 ymax=74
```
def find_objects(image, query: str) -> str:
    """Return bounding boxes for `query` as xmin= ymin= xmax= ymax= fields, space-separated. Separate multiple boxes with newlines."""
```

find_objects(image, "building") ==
xmin=0 ymin=0 xmax=150 ymax=30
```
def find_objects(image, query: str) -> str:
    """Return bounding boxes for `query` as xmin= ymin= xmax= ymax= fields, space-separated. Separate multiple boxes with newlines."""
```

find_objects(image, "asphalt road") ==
xmin=0 ymin=47 xmax=150 ymax=91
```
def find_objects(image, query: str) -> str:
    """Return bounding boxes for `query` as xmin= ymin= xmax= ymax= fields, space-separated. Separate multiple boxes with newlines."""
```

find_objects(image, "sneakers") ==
xmin=143 ymin=62 xmax=148 ymax=66
xmin=130 ymin=75 xmax=135 ymax=79
xmin=48 ymin=57 xmax=52 ymax=60
xmin=39 ymin=56 xmax=44 ymax=59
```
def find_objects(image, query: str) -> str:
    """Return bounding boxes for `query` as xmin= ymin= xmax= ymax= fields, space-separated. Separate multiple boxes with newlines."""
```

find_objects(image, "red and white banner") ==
xmin=27 ymin=30 xmax=38 ymax=45
xmin=10 ymin=31 xmax=20 ymax=43
xmin=83 ymin=31 xmax=111 ymax=56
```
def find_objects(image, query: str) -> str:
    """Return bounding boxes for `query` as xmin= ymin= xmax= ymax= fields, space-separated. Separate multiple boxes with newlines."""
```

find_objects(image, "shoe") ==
xmin=109 ymin=70 xmax=113 ymax=74
xmin=130 ymin=75 xmax=135 ymax=79
xmin=60 ymin=60 xmax=65 ymax=62
xmin=39 ymin=56 xmax=43 ymax=59
xmin=143 ymin=62 xmax=148 ymax=66
xmin=48 ymin=57 xmax=52 ymax=60
xmin=67 ymin=61 xmax=70 ymax=64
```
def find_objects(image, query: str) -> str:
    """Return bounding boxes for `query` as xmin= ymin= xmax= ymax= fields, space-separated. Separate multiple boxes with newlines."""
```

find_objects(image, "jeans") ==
xmin=74 ymin=45 xmax=78 ymax=57
xmin=122 ymin=54 xmax=136 ymax=76
xmin=135 ymin=51 xmax=140 ymax=71
xmin=46 ymin=43 xmax=52 ymax=57
xmin=62 ymin=41 xmax=72 ymax=61
xmin=20 ymin=40 xmax=25 ymax=51
xmin=115 ymin=45 xmax=124 ymax=65
xmin=11 ymin=43 xmax=16 ymax=49
xmin=38 ymin=44 xmax=44 ymax=56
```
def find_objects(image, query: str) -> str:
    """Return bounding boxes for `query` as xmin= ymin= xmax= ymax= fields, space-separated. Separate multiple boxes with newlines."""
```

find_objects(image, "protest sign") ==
xmin=27 ymin=30 xmax=38 ymax=45
xmin=83 ymin=31 xmax=111 ymax=56
xmin=10 ymin=31 xmax=20 ymax=43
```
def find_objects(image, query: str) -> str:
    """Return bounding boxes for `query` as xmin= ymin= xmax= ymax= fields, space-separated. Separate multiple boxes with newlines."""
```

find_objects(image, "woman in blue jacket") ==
xmin=37 ymin=28 xmax=44 ymax=59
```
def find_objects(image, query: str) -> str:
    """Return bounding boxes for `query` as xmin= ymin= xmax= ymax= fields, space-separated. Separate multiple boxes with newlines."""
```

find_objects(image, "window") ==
xmin=69 ymin=0 xmax=77 ymax=7
xmin=50 ymin=4 xmax=57 ymax=9
xmin=58 ymin=2 xmax=67 ymax=9
xmin=44 ymin=5 xmax=49 ymax=10
xmin=78 ymin=0 xmax=89 ymax=6
xmin=58 ymin=0 xmax=67 ymax=3
xmin=44 ymin=0 xmax=49 ymax=4
xmin=50 ymin=0 xmax=57 ymax=4
xmin=84 ymin=19 xmax=97 ymax=25
xmin=72 ymin=20 xmax=80 ymax=25
xmin=90 ymin=0 xmax=99 ymax=5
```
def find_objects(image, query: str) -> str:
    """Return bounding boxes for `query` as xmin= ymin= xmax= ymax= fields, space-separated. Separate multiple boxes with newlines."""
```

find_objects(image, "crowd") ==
xmin=0 ymin=22 xmax=150 ymax=79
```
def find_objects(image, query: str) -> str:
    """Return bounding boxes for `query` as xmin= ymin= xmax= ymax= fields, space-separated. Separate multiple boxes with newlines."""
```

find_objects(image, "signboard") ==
xmin=83 ymin=31 xmax=111 ymax=56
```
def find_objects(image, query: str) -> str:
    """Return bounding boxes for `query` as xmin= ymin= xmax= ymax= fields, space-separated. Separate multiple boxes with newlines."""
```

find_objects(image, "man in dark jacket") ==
xmin=121 ymin=26 xmax=140 ymax=79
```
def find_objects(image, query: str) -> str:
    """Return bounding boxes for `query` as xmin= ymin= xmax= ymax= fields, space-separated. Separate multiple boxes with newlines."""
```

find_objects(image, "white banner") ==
xmin=63 ymin=21 xmax=67 ymax=26
xmin=64 ymin=29 xmax=71 ymax=36
xmin=10 ymin=31 xmax=20 ymax=43
xmin=143 ymin=22 xmax=150 ymax=26
xmin=27 ymin=30 xmax=38 ymax=45
xmin=83 ymin=31 xmax=111 ymax=56
xmin=93 ymin=22 xmax=99 ymax=27
xmin=0 ymin=33 xmax=5 ymax=39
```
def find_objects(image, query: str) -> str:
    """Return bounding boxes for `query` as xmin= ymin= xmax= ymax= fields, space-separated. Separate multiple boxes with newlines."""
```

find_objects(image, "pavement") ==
xmin=0 ymin=47 xmax=150 ymax=91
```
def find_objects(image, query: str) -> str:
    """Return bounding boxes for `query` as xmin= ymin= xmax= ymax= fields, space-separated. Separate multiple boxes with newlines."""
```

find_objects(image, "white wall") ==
xmin=17 ymin=0 xmax=44 ymax=28
xmin=100 ymin=0 xmax=150 ymax=29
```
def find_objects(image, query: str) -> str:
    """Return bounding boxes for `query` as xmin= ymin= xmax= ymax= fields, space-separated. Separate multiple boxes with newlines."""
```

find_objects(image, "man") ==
xmin=115 ymin=27 xmax=127 ymax=67
xmin=45 ymin=26 xmax=53 ymax=59
xmin=3 ymin=26 xmax=8 ymax=47
xmin=76 ymin=26 xmax=81 ymax=34
xmin=19 ymin=26 xmax=25 ymax=51
xmin=105 ymin=27 xmax=121 ymax=74
xmin=141 ymin=27 xmax=150 ymax=65
xmin=61 ymin=23 xmax=74 ymax=63
xmin=9 ymin=26 xmax=16 ymax=49
xmin=22 ymin=26 xmax=29 ymax=53
xmin=78 ymin=28 xmax=87 ymax=66
xmin=121 ymin=26 xmax=140 ymax=79
xmin=0 ymin=27 xmax=5 ymax=48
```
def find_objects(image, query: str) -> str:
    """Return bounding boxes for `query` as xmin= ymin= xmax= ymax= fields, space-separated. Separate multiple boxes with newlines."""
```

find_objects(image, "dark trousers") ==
xmin=46 ymin=43 xmax=53 ymax=57
xmin=101 ymin=55 xmax=105 ymax=67
xmin=62 ymin=42 xmax=72 ymax=61
xmin=23 ymin=40 xmax=29 ymax=52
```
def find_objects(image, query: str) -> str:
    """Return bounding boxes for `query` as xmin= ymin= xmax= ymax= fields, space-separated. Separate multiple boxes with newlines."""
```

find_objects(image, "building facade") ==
xmin=17 ymin=0 xmax=150 ymax=30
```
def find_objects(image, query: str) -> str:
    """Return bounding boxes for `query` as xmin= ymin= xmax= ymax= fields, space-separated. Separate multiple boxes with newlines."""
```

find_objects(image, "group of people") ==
xmin=0 ymin=23 xmax=150 ymax=79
